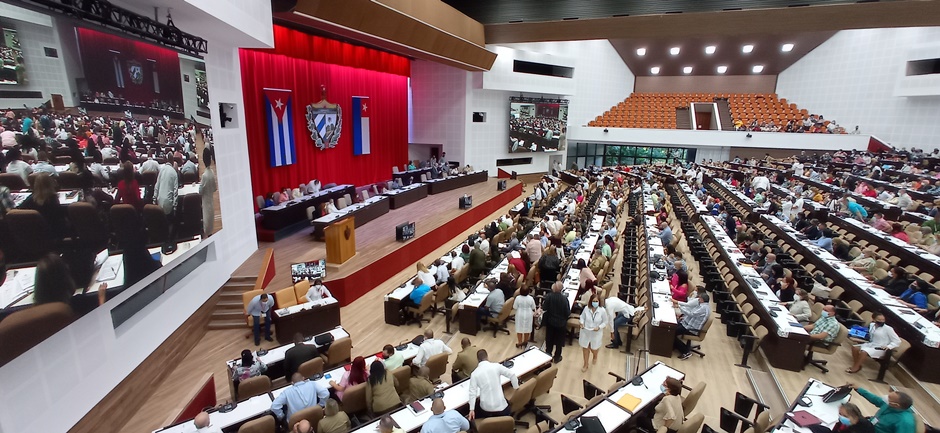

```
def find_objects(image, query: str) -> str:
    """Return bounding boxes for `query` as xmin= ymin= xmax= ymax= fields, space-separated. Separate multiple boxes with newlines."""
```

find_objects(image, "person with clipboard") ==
xmin=845 ymin=312 xmax=901 ymax=374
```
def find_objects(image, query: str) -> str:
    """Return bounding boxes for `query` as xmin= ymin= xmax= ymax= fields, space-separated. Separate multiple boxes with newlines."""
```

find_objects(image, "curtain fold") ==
xmin=239 ymin=48 xmax=409 ymax=199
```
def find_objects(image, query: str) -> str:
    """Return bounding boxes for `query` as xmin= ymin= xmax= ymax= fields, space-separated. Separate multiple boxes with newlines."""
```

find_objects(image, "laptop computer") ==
xmin=790 ymin=410 xmax=823 ymax=427
xmin=822 ymin=386 xmax=853 ymax=403
xmin=848 ymin=325 xmax=870 ymax=340
xmin=577 ymin=416 xmax=606 ymax=433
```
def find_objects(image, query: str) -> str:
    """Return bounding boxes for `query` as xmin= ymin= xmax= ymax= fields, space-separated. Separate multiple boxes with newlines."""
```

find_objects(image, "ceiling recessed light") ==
xmin=650 ymin=66 xmax=661 ymax=75
xmin=717 ymin=65 xmax=728 ymax=74
xmin=683 ymin=66 xmax=693 ymax=74
xmin=636 ymin=48 xmax=646 ymax=56
xmin=781 ymin=43 xmax=794 ymax=52
xmin=705 ymin=45 xmax=716 ymax=55
xmin=670 ymin=47 xmax=680 ymax=55
xmin=742 ymin=44 xmax=754 ymax=53
xmin=752 ymin=65 xmax=764 ymax=73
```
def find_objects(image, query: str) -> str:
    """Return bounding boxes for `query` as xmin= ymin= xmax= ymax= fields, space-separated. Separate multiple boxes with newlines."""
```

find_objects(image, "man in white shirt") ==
xmin=413 ymin=329 xmax=452 ymax=366
xmin=193 ymin=411 xmax=223 ymax=433
xmin=432 ymin=259 xmax=449 ymax=284
xmin=140 ymin=157 xmax=160 ymax=174
xmin=477 ymin=232 xmax=490 ymax=256
xmin=31 ymin=152 xmax=57 ymax=176
xmin=791 ymin=160 xmax=804 ymax=176
xmin=896 ymin=189 xmax=914 ymax=211
xmin=604 ymin=296 xmax=638 ymax=349
xmin=154 ymin=154 xmax=179 ymax=216
xmin=449 ymin=250 xmax=465 ymax=274
xmin=751 ymin=174 xmax=770 ymax=193
xmin=180 ymin=155 xmax=198 ymax=177
xmin=468 ymin=349 xmax=518 ymax=420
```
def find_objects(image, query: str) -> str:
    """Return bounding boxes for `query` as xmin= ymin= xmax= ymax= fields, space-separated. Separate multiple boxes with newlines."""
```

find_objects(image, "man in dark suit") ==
xmin=283 ymin=333 xmax=320 ymax=381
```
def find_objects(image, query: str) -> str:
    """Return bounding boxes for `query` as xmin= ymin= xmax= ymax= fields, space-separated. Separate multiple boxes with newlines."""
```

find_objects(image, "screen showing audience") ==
xmin=509 ymin=96 xmax=568 ymax=153
xmin=291 ymin=260 xmax=327 ymax=283
xmin=0 ymin=3 xmax=220 ymax=365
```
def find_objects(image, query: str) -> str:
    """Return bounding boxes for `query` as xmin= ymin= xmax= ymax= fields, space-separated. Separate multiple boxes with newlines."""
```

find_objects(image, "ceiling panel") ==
xmin=610 ymin=32 xmax=836 ymax=76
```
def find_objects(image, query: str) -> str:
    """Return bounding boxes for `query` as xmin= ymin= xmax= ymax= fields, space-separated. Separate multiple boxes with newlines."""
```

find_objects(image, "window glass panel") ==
xmin=621 ymin=146 xmax=635 ymax=157
xmin=606 ymin=145 xmax=621 ymax=157
xmin=635 ymin=157 xmax=650 ymax=165
xmin=594 ymin=156 xmax=604 ymax=167
xmin=567 ymin=144 xmax=577 ymax=157
xmin=651 ymin=147 xmax=667 ymax=159
xmin=620 ymin=156 xmax=635 ymax=165
xmin=604 ymin=156 xmax=619 ymax=166
xmin=636 ymin=147 xmax=651 ymax=157
xmin=652 ymin=158 xmax=667 ymax=165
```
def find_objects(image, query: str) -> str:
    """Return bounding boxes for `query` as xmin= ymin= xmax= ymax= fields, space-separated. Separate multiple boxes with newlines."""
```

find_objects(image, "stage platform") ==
xmin=232 ymin=177 xmax=524 ymax=305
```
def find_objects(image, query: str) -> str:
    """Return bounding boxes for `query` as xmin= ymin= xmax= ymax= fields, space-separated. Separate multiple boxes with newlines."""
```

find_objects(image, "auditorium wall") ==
xmin=776 ymin=27 xmax=940 ymax=151
xmin=635 ymin=75 xmax=778 ymax=94
xmin=410 ymin=59 xmax=468 ymax=166
xmin=0 ymin=1 xmax=270 ymax=431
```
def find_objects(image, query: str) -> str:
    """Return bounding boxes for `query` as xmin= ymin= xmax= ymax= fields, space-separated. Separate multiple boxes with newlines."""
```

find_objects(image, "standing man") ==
xmin=422 ymin=397 xmax=470 ymax=433
xmin=468 ymin=350 xmax=518 ymax=421
xmin=199 ymin=146 xmax=217 ymax=237
xmin=604 ymin=296 xmax=637 ymax=349
xmin=154 ymin=151 xmax=180 ymax=217
xmin=246 ymin=292 xmax=275 ymax=345
xmin=542 ymin=281 xmax=571 ymax=363
xmin=283 ymin=333 xmax=320 ymax=381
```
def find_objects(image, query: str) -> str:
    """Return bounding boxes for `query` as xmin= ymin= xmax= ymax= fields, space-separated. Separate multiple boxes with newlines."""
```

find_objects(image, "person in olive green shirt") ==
xmin=923 ymin=214 xmax=940 ymax=234
xmin=316 ymin=398 xmax=350 ymax=433
xmin=452 ymin=338 xmax=479 ymax=381
xmin=850 ymin=385 xmax=916 ymax=433
xmin=406 ymin=366 xmax=436 ymax=403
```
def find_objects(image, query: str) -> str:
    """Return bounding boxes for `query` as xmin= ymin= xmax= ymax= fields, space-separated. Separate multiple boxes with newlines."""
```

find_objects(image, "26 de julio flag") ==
xmin=263 ymin=88 xmax=295 ymax=167
xmin=352 ymin=96 xmax=370 ymax=155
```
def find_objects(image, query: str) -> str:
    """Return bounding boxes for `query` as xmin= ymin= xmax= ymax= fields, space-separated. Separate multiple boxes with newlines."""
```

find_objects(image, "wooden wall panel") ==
xmin=68 ymin=293 xmax=219 ymax=433
xmin=635 ymin=75 xmax=777 ymax=94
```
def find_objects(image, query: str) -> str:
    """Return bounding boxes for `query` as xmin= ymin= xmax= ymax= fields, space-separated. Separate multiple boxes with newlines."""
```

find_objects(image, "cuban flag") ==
xmin=352 ymin=96 xmax=370 ymax=155
xmin=264 ymin=88 xmax=295 ymax=167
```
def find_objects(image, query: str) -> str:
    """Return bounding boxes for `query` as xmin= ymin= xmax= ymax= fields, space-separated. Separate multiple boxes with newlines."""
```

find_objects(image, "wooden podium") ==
xmin=325 ymin=216 xmax=356 ymax=264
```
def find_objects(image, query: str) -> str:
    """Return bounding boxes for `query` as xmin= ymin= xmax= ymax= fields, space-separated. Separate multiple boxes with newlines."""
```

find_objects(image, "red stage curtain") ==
xmin=75 ymin=27 xmax=183 ymax=106
xmin=239 ymin=49 xmax=409 ymax=198
xmin=256 ymin=25 xmax=410 ymax=77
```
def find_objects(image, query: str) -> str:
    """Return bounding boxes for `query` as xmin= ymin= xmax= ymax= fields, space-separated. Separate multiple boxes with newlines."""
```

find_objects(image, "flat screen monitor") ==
xmin=396 ymin=221 xmax=416 ymax=241
xmin=459 ymin=195 xmax=472 ymax=209
xmin=291 ymin=259 xmax=326 ymax=283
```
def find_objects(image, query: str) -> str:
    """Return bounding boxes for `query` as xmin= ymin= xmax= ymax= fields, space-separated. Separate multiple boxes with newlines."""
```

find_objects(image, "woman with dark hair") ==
xmin=577 ymin=258 xmax=595 ymax=289
xmin=670 ymin=270 xmax=690 ymax=302
xmin=775 ymin=275 xmax=798 ymax=303
xmin=114 ymin=161 xmax=142 ymax=210
xmin=833 ymin=402 xmax=875 ymax=433
xmin=538 ymin=246 xmax=561 ymax=283
xmin=22 ymin=173 xmax=68 ymax=238
xmin=365 ymin=360 xmax=400 ymax=414
xmin=651 ymin=377 xmax=685 ymax=432
xmin=496 ymin=272 xmax=516 ymax=300
xmin=33 ymin=253 xmax=76 ymax=306
xmin=874 ymin=266 xmax=911 ymax=297
xmin=330 ymin=356 xmax=367 ymax=401
xmin=68 ymin=149 xmax=94 ymax=189
xmin=231 ymin=349 xmax=267 ymax=381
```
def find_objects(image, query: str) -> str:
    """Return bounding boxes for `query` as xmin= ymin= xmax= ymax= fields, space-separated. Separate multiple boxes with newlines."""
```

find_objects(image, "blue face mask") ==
xmin=660 ymin=384 xmax=667 ymax=393
xmin=839 ymin=416 xmax=851 ymax=425
xmin=592 ymin=301 xmax=599 ymax=308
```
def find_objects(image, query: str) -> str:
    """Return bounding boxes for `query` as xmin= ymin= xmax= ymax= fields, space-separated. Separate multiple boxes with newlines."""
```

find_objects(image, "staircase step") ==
xmin=208 ymin=319 xmax=247 ymax=330
xmin=222 ymin=282 xmax=255 ymax=290
xmin=216 ymin=300 xmax=244 ymax=311
xmin=212 ymin=310 xmax=244 ymax=320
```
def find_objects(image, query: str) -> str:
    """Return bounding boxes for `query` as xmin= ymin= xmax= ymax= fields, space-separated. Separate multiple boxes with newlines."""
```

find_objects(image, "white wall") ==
xmin=776 ymin=27 xmax=940 ymax=150
xmin=410 ymin=59 xmax=468 ymax=165
xmin=0 ymin=1 xmax=271 ymax=432
xmin=567 ymin=125 xmax=870 ymax=151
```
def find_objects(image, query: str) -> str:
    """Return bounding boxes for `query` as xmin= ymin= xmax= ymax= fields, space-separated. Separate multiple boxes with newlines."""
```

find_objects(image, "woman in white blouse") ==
xmin=513 ymin=287 xmax=536 ymax=349
xmin=784 ymin=289 xmax=812 ymax=323
xmin=579 ymin=293 xmax=607 ymax=373
xmin=305 ymin=278 xmax=332 ymax=301
xmin=416 ymin=262 xmax=436 ymax=287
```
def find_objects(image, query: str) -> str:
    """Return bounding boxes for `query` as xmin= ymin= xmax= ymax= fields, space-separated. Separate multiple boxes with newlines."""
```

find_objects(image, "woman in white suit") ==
xmin=513 ymin=286 xmax=536 ymax=349
xmin=579 ymin=293 xmax=607 ymax=373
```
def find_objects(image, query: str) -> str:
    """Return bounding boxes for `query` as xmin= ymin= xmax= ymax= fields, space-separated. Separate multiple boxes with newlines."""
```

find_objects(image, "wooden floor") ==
xmin=119 ymin=177 xmax=940 ymax=432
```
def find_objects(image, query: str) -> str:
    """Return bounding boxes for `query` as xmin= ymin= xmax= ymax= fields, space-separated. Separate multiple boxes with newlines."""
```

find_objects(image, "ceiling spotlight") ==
xmin=781 ymin=43 xmax=794 ymax=52
xmin=705 ymin=45 xmax=716 ymax=55
xmin=752 ymin=65 xmax=764 ymax=73
xmin=636 ymin=48 xmax=647 ymax=56
xmin=650 ymin=66 xmax=661 ymax=75
xmin=742 ymin=44 xmax=754 ymax=53
xmin=683 ymin=66 xmax=693 ymax=74
xmin=717 ymin=65 xmax=728 ymax=74
xmin=670 ymin=47 xmax=680 ymax=55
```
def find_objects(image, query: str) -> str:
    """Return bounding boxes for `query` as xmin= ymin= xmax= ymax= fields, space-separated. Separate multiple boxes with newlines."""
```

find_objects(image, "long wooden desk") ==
xmin=770 ymin=379 xmax=844 ymax=432
xmin=349 ymin=347 xmax=553 ymax=433
xmin=310 ymin=195 xmax=390 ymax=240
xmin=698 ymin=215 xmax=811 ymax=371
xmin=382 ymin=183 xmax=429 ymax=209
xmin=424 ymin=170 xmax=488 ymax=194
xmin=260 ymin=184 xmax=355 ymax=231
xmin=553 ymin=362 xmax=685 ymax=433
xmin=393 ymin=167 xmax=430 ymax=186
xmin=761 ymin=215 xmax=940 ymax=383
xmin=642 ymin=212 xmax=679 ymax=357
xmin=272 ymin=298 xmax=341 ymax=344
xmin=829 ymin=215 xmax=940 ymax=273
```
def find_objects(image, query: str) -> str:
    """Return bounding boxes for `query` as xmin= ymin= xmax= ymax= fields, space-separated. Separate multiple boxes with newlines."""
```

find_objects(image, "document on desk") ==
xmin=0 ymin=268 xmax=37 ymax=308
xmin=96 ymin=256 xmax=123 ymax=282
